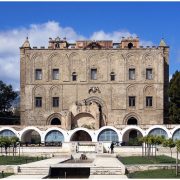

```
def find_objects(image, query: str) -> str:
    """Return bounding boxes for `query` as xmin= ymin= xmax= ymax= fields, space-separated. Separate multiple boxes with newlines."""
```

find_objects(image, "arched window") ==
xmin=172 ymin=129 xmax=180 ymax=141
xmin=110 ymin=72 xmax=115 ymax=81
xmin=149 ymin=128 xmax=168 ymax=138
xmin=0 ymin=129 xmax=16 ymax=137
xmin=72 ymin=72 xmax=77 ymax=81
xmin=51 ymin=118 xmax=61 ymax=125
xmin=127 ymin=117 xmax=138 ymax=125
xmin=98 ymin=129 xmax=118 ymax=142
xmin=45 ymin=130 xmax=64 ymax=142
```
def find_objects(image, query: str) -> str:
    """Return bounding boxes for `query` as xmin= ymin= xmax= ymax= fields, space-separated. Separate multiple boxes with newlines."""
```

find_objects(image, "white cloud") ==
xmin=90 ymin=30 xmax=153 ymax=46
xmin=0 ymin=21 xmax=153 ymax=90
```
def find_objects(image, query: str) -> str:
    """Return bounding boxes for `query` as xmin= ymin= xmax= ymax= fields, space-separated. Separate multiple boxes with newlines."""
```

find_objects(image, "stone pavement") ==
xmin=20 ymin=155 xmax=71 ymax=167
xmin=4 ymin=154 xmax=128 ymax=179
xmin=5 ymin=175 xmax=46 ymax=179
xmin=89 ymin=175 xmax=128 ymax=179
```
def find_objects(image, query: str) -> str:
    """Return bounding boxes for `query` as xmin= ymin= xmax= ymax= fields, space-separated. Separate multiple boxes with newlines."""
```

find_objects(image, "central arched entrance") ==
xmin=70 ymin=130 xmax=92 ymax=141
xmin=86 ymin=96 xmax=107 ymax=127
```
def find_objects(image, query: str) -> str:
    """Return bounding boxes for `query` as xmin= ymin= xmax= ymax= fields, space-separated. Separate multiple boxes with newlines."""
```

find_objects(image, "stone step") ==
xmin=18 ymin=167 xmax=50 ymax=175
xmin=90 ymin=167 xmax=123 ymax=175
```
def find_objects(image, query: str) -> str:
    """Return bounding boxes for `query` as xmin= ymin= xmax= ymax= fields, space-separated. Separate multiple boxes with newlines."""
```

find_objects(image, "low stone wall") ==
xmin=0 ymin=165 xmax=16 ymax=173
xmin=126 ymin=164 xmax=177 ymax=173
xmin=114 ymin=146 xmax=142 ymax=156
xmin=18 ymin=144 xmax=71 ymax=157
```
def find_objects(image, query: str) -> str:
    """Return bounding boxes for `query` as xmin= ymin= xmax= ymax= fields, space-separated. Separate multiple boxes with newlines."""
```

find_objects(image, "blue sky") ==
xmin=0 ymin=2 xmax=179 ymax=90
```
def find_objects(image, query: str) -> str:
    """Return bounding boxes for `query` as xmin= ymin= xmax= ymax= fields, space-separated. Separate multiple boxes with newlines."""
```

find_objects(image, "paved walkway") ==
xmin=89 ymin=175 xmax=128 ymax=179
xmin=6 ymin=175 xmax=46 ymax=179
xmin=20 ymin=155 xmax=70 ymax=167
xmin=5 ymin=154 xmax=128 ymax=179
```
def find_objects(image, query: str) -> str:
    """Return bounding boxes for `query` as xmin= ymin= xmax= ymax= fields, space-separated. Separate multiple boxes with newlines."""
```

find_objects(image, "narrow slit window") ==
xmin=91 ymin=68 xmax=97 ymax=80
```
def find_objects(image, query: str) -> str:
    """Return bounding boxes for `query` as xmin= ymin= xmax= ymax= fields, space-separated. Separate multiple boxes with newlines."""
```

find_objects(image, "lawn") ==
xmin=128 ymin=169 xmax=180 ymax=178
xmin=0 ymin=173 xmax=14 ymax=179
xmin=0 ymin=156 xmax=47 ymax=165
xmin=118 ymin=155 xmax=180 ymax=165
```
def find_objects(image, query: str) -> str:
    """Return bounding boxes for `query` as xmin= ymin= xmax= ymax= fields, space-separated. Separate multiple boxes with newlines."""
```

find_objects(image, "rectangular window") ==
xmin=146 ymin=68 xmax=153 ymax=80
xmin=146 ymin=96 xmax=153 ymax=107
xmin=91 ymin=68 xmax=97 ymax=80
xmin=53 ymin=97 xmax=59 ymax=107
xmin=35 ymin=69 xmax=42 ymax=80
xmin=52 ymin=69 xmax=59 ymax=80
xmin=129 ymin=96 xmax=136 ymax=107
xmin=35 ymin=97 xmax=42 ymax=107
xmin=72 ymin=72 xmax=77 ymax=81
xmin=110 ymin=73 xmax=115 ymax=81
xmin=129 ymin=68 xmax=135 ymax=80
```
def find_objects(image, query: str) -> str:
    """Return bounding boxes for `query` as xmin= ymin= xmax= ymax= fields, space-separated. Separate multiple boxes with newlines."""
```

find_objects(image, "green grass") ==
xmin=0 ymin=156 xmax=47 ymax=165
xmin=128 ymin=169 xmax=180 ymax=178
xmin=0 ymin=173 xmax=14 ymax=179
xmin=118 ymin=155 xmax=180 ymax=165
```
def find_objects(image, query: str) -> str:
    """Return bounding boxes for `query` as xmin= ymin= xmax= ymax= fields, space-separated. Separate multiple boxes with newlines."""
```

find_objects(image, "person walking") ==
xmin=110 ymin=142 xmax=114 ymax=154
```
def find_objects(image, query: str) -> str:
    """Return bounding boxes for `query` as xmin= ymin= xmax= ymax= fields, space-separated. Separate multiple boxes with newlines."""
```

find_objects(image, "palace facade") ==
xmin=1 ymin=36 xmax=180 ymax=146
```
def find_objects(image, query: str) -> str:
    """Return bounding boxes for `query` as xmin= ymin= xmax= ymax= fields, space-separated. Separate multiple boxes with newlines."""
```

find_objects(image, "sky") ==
xmin=0 ymin=2 xmax=179 ymax=90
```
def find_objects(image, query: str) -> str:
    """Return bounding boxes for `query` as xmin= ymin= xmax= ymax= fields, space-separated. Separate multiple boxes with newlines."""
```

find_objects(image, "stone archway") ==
xmin=70 ymin=130 xmax=92 ymax=141
xmin=51 ymin=118 xmax=61 ymax=125
xmin=72 ymin=113 xmax=95 ymax=129
xmin=85 ymin=96 xmax=108 ymax=127
xmin=127 ymin=117 xmax=138 ymax=125
xmin=47 ymin=113 xmax=62 ymax=126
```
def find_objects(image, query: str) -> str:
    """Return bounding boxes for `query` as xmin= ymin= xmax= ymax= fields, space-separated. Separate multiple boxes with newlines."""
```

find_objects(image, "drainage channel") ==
xmin=48 ymin=167 xmax=90 ymax=178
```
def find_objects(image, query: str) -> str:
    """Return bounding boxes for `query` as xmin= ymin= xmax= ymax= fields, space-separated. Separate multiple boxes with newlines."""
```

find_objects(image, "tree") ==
xmin=168 ymin=70 xmax=180 ymax=124
xmin=139 ymin=135 xmax=165 ymax=158
xmin=176 ymin=140 xmax=180 ymax=176
xmin=10 ymin=136 xmax=19 ymax=157
xmin=163 ymin=138 xmax=176 ymax=170
xmin=0 ymin=80 xmax=18 ymax=114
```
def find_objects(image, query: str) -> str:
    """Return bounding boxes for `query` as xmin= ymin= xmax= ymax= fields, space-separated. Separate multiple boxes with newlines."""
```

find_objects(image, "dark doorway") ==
xmin=127 ymin=117 xmax=138 ymax=125
xmin=128 ymin=42 xmax=133 ymax=49
xmin=71 ymin=130 xmax=92 ymax=141
xmin=51 ymin=118 xmax=61 ymax=125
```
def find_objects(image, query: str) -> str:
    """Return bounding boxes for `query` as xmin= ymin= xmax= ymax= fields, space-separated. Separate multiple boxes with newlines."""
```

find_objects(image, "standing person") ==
xmin=110 ymin=142 xmax=114 ymax=154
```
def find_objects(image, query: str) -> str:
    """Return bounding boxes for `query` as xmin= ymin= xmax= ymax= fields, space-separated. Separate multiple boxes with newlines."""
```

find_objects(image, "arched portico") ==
xmin=171 ymin=126 xmax=180 ymax=141
xmin=69 ymin=128 xmax=93 ymax=142
xmin=20 ymin=127 xmax=42 ymax=144
xmin=121 ymin=126 xmax=144 ymax=145
xmin=96 ymin=126 xmax=120 ymax=142
xmin=0 ymin=127 xmax=19 ymax=138
xmin=146 ymin=125 xmax=170 ymax=138
xmin=43 ymin=127 xmax=68 ymax=142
